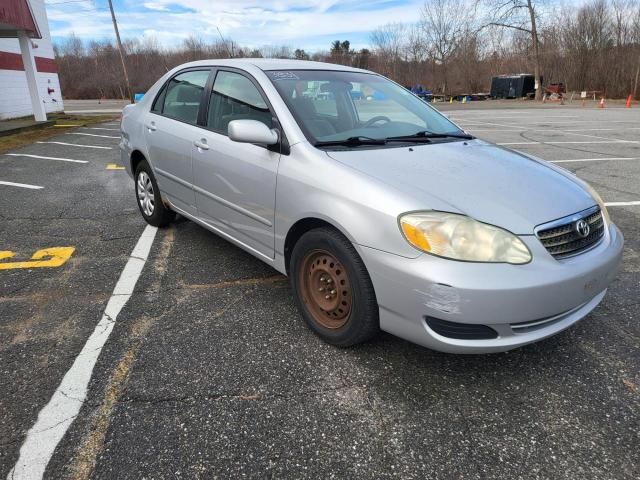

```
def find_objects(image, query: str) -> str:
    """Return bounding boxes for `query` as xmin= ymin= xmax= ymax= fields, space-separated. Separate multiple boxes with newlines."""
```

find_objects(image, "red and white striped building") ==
xmin=0 ymin=0 xmax=64 ymax=120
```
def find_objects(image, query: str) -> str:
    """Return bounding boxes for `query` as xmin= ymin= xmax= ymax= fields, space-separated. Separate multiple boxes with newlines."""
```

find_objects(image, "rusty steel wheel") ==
xmin=298 ymin=249 xmax=353 ymax=329
xmin=290 ymin=227 xmax=379 ymax=346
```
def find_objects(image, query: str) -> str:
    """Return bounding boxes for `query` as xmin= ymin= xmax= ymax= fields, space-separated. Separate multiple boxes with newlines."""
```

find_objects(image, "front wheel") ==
xmin=134 ymin=159 xmax=175 ymax=227
xmin=290 ymin=227 xmax=379 ymax=346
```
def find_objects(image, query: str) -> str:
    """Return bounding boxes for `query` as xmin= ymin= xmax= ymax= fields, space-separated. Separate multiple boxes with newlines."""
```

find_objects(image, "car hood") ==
xmin=326 ymin=140 xmax=596 ymax=235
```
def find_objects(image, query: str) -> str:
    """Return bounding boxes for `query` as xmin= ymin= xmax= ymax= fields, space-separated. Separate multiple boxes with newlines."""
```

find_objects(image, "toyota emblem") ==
xmin=575 ymin=219 xmax=590 ymax=238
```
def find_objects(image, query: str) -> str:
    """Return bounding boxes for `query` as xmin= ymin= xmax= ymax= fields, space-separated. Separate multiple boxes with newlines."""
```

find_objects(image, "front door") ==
xmin=192 ymin=69 xmax=280 ymax=259
xmin=144 ymin=69 xmax=211 ymax=215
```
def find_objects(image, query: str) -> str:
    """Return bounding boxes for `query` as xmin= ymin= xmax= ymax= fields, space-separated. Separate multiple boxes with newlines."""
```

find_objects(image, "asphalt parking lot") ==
xmin=1 ymin=104 xmax=639 ymax=479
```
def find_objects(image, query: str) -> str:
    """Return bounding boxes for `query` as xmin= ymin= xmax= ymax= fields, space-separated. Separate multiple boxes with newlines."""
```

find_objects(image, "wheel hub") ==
xmin=137 ymin=171 xmax=155 ymax=216
xmin=299 ymin=250 xmax=352 ymax=329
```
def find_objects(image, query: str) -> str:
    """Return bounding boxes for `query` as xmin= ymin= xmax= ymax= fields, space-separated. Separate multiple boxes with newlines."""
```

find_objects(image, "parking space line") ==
xmin=66 ymin=132 xmax=120 ymax=139
xmin=551 ymin=158 xmax=640 ymax=163
xmin=5 ymin=153 xmax=88 ymax=164
xmin=563 ymin=128 xmax=640 ymax=132
xmin=106 ymin=163 xmax=125 ymax=170
xmin=8 ymin=225 xmax=158 ymax=479
xmin=0 ymin=180 xmax=43 ymax=190
xmin=64 ymin=109 xmax=123 ymax=114
xmin=459 ymin=119 xmax=640 ymax=143
xmin=82 ymin=127 xmax=120 ymax=131
xmin=604 ymin=201 xmax=640 ymax=207
xmin=498 ymin=141 xmax=634 ymax=145
xmin=36 ymin=141 xmax=112 ymax=150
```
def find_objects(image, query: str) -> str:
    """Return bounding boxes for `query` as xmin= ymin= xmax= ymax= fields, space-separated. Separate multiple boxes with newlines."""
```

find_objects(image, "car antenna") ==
xmin=216 ymin=26 xmax=234 ymax=58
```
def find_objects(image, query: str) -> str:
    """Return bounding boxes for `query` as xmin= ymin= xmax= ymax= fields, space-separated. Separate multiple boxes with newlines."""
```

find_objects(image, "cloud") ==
xmin=46 ymin=0 xmax=424 ymax=51
xmin=142 ymin=2 xmax=170 ymax=11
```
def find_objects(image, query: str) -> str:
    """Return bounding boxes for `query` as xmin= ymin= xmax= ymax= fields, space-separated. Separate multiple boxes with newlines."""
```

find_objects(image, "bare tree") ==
xmin=54 ymin=2 xmax=640 ymax=101
xmin=479 ymin=0 xmax=545 ymax=99
xmin=370 ymin=23 xmax=406 ymax=77
xmin=421 ymin=0 xmax=465 ymax=94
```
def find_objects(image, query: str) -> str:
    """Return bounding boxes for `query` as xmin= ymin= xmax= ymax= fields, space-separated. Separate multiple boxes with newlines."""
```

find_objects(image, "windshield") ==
xmin=265 ymin=70 xmax=463 ymax=146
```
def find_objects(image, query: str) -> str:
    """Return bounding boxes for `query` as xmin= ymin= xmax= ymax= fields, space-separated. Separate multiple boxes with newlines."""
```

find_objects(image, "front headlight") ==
xmin=583 ymin=182 xmax=610 ymax=223
xmin=399 ymin=211 xmax=531 ymax=264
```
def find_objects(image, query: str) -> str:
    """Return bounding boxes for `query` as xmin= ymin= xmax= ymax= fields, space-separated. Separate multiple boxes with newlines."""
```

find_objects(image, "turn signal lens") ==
xmin=399 ymin=211 xmax=531 ymax=264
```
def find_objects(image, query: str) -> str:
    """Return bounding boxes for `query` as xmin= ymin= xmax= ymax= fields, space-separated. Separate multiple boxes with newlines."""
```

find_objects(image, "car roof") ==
xmin=176 ymin=58 xmax=370 ymax=73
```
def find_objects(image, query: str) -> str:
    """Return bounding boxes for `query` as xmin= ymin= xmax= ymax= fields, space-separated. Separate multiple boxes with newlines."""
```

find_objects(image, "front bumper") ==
xmin=360 ymin=223 xmax=624 ymax=354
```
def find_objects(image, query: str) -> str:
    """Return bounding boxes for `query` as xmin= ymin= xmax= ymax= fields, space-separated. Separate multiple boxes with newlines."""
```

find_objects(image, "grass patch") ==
xmin=0 ymin=114 xmax=118 ymax=154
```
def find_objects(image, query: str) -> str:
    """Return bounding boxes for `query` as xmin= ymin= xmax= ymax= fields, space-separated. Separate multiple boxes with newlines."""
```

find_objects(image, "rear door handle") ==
xmin=146 ymin=122 xmax=157 ymax=132
xmin=194 ymin=140 xmax=209 ymax=151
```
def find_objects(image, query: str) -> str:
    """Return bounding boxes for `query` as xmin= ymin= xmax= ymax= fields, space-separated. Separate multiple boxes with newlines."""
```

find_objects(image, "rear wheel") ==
xmin=134 ymin=159 xmax=175 ymax=227
xmin=290 ymin=227 xmax=379 ymax=346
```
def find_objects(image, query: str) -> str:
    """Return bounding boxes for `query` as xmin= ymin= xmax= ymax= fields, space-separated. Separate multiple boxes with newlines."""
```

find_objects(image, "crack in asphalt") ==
xmin=119 ymin=383 xmax=372 ymax=406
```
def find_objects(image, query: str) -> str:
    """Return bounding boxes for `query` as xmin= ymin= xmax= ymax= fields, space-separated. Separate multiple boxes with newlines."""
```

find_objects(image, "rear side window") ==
xmin=160 ymin=70 xmax=210 ymax=124
xmin=207 ymin=70 xmax=272 ymax=133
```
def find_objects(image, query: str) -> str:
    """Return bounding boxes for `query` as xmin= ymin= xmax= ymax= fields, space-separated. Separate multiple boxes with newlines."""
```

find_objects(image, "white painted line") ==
xmin=8 ymin=225 xmax=158 ymax=480
xmin=605 ymin=201 xmax=640 ymax=207
xmin=498 ymin=141 xmax=634 ymax=145
xmin=66 ymin=132 xmax=119 ymax=139
xmin=82 ymin=127 xmax=120 ymax=131
xmin=449 ymin=115 xmax=579 ymax=120
xmin=5 ymin=153 xmax=88 ymax=164
xmin=464 ymin=128 xmax=527 ymax=132
xmin=563 ymin=128 xmax=616 ymax=132
xmin=458 ymin=119 xmax=635 ymax=126
xmin=460 ymin=119 xmax=640 ymax=143
xmin=0 ymin=180 xmax=43 ymax=190
xmin=36 ymin=141 xmax=112 ymax=150
xmin=551 ymin=158 xmax=639 ymax=163
xmin=64 ymin=109 xmax=123 ymax=114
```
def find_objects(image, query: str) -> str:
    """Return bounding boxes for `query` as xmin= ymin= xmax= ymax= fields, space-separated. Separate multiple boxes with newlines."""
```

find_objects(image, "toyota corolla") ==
xmin=120 ymin=59 xmax=623 ymax=353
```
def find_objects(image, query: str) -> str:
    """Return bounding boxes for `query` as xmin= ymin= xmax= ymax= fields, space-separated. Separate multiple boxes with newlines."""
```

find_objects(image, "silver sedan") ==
xmin=120 ymin=59 xmax=623 ymax=353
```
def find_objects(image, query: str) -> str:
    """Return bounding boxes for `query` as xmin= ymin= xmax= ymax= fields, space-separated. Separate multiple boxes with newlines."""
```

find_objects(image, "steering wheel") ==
xmin=363 ymin=116 xmax=392 ymax=128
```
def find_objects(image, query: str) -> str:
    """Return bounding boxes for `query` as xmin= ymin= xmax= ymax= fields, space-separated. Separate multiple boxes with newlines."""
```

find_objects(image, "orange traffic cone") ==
xmin=598 ymin=98 xmax=605 ymax=108
xmin=626 ymin=95 xmax=633 ymax=108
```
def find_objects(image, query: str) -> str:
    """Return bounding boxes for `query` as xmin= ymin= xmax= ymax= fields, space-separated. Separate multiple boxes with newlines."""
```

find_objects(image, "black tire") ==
xmin=134 ymin=159 xmax=175 ymax=227
xmin=290 ymin=227 xmax=379 ymax=346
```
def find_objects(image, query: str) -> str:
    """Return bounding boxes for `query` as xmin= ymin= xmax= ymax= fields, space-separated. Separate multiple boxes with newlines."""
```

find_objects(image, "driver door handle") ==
xmin=194 ymin=139 xmax=209 ymax=151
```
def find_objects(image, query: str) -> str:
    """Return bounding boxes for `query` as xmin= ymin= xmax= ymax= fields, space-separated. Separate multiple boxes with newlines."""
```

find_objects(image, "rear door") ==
xmin=144 ymin=69 xmax=212 ymax=215
xmin=192 ymin=69 xmax=281 ymax=259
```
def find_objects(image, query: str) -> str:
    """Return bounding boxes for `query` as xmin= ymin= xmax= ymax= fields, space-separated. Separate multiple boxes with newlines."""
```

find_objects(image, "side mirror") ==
xmin=228 ymin=119 xmax=279 ymax=146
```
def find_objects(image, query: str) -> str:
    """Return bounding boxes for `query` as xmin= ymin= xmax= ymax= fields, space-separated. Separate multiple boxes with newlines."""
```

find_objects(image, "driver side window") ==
xmin=207 ymin=70 xmax=272 ymax=134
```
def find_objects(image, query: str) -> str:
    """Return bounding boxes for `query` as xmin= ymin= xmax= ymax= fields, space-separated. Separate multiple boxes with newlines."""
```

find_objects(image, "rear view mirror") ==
xmin=228 ymin=120 xmax=279 ymax=146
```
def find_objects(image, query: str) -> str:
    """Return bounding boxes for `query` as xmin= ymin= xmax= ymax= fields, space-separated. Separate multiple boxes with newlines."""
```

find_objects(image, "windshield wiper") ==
xmin=385 ymin=131 xmax=474 ymax=142
xmin=314 ymin=136 xmax=387 ymax=147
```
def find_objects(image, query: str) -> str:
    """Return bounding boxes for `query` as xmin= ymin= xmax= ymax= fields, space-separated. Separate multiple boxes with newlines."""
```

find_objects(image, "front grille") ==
xmin=425 ymin=317 xmax=498 ymax=340
xmin=536 ymin=206 xmax=605 ymax=259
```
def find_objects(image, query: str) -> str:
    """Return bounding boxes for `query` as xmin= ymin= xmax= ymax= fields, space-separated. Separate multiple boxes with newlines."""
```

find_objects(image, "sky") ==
xmin=44 ymin=0 xmax=425 ymax=52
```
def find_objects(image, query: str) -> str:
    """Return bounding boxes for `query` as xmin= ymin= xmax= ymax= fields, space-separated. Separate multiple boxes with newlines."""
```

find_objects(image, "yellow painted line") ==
xmin=106 ymin=164 xmax=125 ymax=170
xmin=54 ymin=124 xmax=83 ymax=127
xmin=0 ymin=247 xmax=75 ymax=270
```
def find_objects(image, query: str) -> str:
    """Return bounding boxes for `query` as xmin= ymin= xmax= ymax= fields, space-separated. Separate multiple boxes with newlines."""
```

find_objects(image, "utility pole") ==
xmin=634 ymin=53 xmax=639 ymax=100
xmin=107 ymin=0 xmax=132 ymax=101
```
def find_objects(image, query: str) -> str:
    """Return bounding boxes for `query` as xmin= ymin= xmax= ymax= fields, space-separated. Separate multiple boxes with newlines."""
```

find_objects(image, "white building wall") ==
xmin=0 ymin=0 xmax=64 ymax=120
xmin=0 ymin=70 xmax=63 ymax=119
